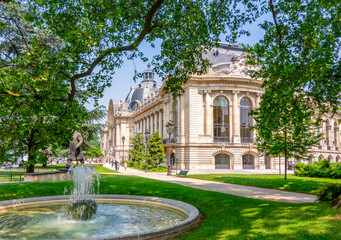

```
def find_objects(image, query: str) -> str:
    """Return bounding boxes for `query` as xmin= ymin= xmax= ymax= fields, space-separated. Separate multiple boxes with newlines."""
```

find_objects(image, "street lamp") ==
xmin=122 ymin=135 xmax=126 ymax=166
xmin=144 ymin=130 xmax=150 ymax=172
xmin=166 ymin=120 xmax=175 ymax=176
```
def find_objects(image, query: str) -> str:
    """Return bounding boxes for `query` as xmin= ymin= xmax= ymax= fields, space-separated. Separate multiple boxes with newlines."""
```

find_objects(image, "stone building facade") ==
xmin=100 ymin=43 xmax=341 ymax=170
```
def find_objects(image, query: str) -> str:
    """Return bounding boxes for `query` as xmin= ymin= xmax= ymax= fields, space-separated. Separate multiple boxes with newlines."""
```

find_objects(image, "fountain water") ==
xmin=66 ymin=165 xmax=99 ymax=220
xmin=0 ymin=165 xmax=200 ymax=239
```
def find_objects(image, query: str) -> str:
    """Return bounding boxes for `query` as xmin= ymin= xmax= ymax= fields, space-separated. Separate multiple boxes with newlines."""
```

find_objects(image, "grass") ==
xmin=128 ymin=165 xmax=168 ymax=172
xmin=0 ymin=171 xmax=24 ymax=182
xmin=94 ymin=165 xmax=118 ymax=173
xmin=0 ymin=164 xmax=117 ymax=182
xmin=186 ymin=174 xmax=341 ymax=194
xmin=0 ymin=174 xmax=340 ymax=239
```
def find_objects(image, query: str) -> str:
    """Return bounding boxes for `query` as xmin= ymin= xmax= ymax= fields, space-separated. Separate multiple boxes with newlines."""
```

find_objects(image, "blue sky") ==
xmin=88 ymin=13 xmax=272 ymax=113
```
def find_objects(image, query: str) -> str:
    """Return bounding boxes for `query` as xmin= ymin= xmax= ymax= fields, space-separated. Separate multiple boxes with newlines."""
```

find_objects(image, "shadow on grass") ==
xmin=0 ymin=175 xmax=339 ymax=240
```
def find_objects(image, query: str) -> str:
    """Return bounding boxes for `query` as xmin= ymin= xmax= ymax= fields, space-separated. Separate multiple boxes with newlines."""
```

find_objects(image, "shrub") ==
xmin=294 ymin=160 xmax=341 ymax=179
xmin=317 ymin=184 xmax=341 ymax=204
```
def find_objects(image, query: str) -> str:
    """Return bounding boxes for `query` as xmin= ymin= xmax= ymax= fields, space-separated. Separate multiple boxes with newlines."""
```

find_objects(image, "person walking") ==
xmin=114 ymin=159 xmax=118 ymax=171
xmin=124 ymin=162 xmax=127 ymax=171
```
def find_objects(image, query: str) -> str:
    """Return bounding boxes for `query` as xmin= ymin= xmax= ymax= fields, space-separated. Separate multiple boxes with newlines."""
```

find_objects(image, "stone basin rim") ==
xmin=0 ymin=195 xmax=201 ymax=240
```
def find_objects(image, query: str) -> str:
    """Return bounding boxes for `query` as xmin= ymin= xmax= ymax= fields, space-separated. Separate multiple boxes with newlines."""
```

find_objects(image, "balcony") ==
xmin=214 ymin=137 xmax=232 ymax=143
xmin=162 ymin=138 xmax=175 ymax=144
xmin=241 ymin=137 xmax=255 ymax=143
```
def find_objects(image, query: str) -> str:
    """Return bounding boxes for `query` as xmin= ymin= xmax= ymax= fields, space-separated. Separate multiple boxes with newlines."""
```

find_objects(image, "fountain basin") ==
xmin=0 ymin=195 xmax=201 ymax=240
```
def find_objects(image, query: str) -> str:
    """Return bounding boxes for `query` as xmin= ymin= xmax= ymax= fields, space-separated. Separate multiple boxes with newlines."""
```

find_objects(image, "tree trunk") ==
xmin=26 ymin=152 xmax=35 ymax=173
xmin=25 ymin=132 xmax=35 ymax=173
xmin=42 ymin=163 xmax=47 ymax=168
xmin=284 ymin=131 xmax=287 ymax=181
xmin=279 ymin=156 xmax=281 ymax=175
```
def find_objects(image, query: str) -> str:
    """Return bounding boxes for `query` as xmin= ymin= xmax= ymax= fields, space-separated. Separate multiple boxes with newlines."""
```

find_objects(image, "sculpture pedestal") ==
xmin=24 ymin=171 xmax=73 ymax=182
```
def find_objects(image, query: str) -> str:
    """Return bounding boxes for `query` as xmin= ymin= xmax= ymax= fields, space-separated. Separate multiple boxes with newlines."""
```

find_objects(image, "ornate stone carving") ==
xmin=217 ymin=53 xmax=259 ymax=76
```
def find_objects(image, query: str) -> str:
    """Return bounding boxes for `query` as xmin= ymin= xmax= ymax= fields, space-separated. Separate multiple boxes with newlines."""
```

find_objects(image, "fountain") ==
xmin=66 ymin=165 xmax=98 ymax=220
xmin=0 ymin=132 xmax=201 ymax=239
xmin=0 ymin=167 xmax=201 ymax=240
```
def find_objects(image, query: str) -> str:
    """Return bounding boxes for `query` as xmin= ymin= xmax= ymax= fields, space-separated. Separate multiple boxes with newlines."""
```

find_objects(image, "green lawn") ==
xmin=0 ymin=171 xmax=24 ymax=182
xmin=0 ymin=175 xmax=340 ymax=239
xmin=94 ymin=165 xmax=118 ymax=173
xmin=186 ymin=174 xmax=341 ymax=194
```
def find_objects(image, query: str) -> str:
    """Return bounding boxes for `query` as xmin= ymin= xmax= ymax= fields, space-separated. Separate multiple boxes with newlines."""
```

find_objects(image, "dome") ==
xmin=124 ymin=63 xmax=160 ymax=110
xmin=203 ymin=43 xmax=244 ymax=70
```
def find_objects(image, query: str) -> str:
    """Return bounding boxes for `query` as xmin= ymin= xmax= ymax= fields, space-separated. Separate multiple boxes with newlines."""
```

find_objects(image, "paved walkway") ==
xmin=103 ymin=164 xmax=316 ymax=203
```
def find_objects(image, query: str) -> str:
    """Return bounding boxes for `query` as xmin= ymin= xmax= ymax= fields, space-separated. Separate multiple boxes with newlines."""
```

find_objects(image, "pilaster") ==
xmin=233 ymin=91 xmax=240 ymax=143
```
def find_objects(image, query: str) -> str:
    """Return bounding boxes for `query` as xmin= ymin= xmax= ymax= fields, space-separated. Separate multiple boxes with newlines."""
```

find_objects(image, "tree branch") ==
xmin=269 ymin=0 xmax=282 ymax=48
xmin=68 ymin=0 xmax=165 ymax=101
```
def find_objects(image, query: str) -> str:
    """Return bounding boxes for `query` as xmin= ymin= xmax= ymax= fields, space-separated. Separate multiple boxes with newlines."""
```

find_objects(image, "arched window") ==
xmin=336 ymin=156 xmax=340 ymax=163
xmin=308 ymin=156 xmax=313 ymax=164
xmin=240 ymin=98 xmax=253 ymax=143
xmin=173 ymin=101 xmax=178 ymax=138
xmin=215 ymin=154 xmax=230 ymax=169
xmin=213 ymin=96 xmax=230 ymax=142
xmin=328 ymin=156 xmax=333 ymax=162
xmin=242 ymin=154 xmax=254 ymax=169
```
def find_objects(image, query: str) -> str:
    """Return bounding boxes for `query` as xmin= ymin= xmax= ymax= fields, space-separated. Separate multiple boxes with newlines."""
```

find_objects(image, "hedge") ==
xmin=294 ymin=159 xmax=341 ymax=179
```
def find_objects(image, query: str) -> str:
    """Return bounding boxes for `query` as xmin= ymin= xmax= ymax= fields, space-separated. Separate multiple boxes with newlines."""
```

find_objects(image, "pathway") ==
xmin=102 ymin=164 xmax=316 ymax=203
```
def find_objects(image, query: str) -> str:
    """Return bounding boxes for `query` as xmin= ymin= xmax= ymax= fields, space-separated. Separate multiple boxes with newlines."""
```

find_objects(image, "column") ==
xmin=336 ymin=125 xmax=340 ymax=149
xmin=159 ymin=111 xmax=163 ymax=137
xmin=205 ymin=91 xmax=211 ymax=136
xmin=233 ymin=91 xmax=240 ymax=143
xmin=180 ymin=94 xmax=185 ymax=139
xmin=154 ymin=113 xmax=157 ymax=133
xmin=147 ymin=116 xmax=150 ymax=132
xmin=150 ymin=115 xmax=154 ymax=133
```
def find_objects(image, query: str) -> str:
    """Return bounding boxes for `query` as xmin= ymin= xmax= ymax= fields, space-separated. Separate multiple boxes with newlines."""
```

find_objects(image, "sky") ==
xmin=88 ymin=13 xmax=272 ymax=117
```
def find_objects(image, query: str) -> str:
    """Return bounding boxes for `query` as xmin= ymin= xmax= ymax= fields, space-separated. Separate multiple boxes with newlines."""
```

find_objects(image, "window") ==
xmin=215 ymin=154 xmax=230 ymax=169
xmin=265 ymin=156 xmax=271 ymax=169
xmin=213 ymin=96 xmax=230 ymax=142
xmin=240 ymin=98 xmax=253 ymax=143
xmin=308 ymin=156 xmax=313 ymax=164
xmin=242 ymin=154 xmax=254 ymax=169
xmin=328 ymin=156 xmax=333 ymax=162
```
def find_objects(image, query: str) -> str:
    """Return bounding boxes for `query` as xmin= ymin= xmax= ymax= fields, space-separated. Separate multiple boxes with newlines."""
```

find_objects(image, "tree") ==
xmin=247 ymin=0 xmax=340 ymax=120
xmin=85 ymin=146 xmax=104 ymax=158
xmin=147 ymin=130 xmax=165 ymax=168
xmin=129 ymin=133 xmax=146 ymax=166
xmin=247 ymin=0 xmax=340 ymax=180
xmin=251 ymin=83 xmax=322 ymax=180
xmin=17 ymin=0 xmax=257 ymax=99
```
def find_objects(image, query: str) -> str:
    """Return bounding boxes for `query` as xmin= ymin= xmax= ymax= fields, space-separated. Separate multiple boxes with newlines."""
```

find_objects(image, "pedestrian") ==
xmin=124 ymin=162 xmax=127 ymax=171
xmin=114 ymin=159 xmax=118 ymax=171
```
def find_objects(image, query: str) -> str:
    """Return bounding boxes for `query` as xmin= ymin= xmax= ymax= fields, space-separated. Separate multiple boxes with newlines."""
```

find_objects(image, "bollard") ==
xmin=10 ymin=173 xmax=12 ymax=181
xmin=19 ymin=175 xmax=22 ymax=182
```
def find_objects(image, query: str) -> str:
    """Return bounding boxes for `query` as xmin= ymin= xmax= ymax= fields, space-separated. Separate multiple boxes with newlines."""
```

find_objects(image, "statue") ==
xmin=61 ymin=131 xmax=85 ymax=171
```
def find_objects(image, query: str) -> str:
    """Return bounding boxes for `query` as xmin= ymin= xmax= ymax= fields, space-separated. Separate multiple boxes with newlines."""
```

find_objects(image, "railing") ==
xmin=241 ymin=137 xmax=255 ymax=143
xmin=162 ymin=138 xmax=175 ymax=144
xmin=214 ymin=137 xmax=232 ymax=143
